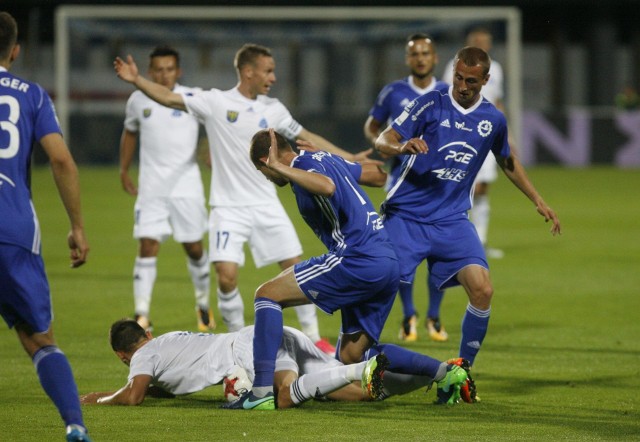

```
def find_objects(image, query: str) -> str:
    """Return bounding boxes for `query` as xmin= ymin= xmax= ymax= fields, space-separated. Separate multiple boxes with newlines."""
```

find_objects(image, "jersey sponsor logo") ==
xmin=432 ymin=168 xmax=468 ymax=182
xmin=172 ymin=109 xmax=182 ymax=117
xmin=226 ymin=110 xmax=239 ymax=123
xmin=143 ymin=108 xmax=152 ymax=118
xmin=477 ymin=120 xmax=493 ymax=137
xmin=455 ymin=121 xmax=473 ymax=132
xmin=410 ymin=100 xmax=435 ymax=121
xmin=440 ymin=119 xmax=451 ymax=128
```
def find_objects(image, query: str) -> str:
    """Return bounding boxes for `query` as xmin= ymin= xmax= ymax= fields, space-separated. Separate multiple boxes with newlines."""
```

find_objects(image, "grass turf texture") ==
xmin=1 ymin=166 xmax=639 ymax=441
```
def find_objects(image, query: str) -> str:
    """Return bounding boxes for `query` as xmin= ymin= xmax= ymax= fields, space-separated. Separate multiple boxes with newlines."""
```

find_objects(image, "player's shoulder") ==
xmin=0 ymin=70 xmax=45 ymax=99
xmin=434 ymin=80 xmax=450 ymax=93
xmin=257 ymin=94 xmax=283 ymax=107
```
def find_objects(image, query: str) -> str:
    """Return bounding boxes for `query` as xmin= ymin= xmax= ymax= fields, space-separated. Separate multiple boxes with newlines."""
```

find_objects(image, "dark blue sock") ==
xmin=252 ymin=297 xmax=283 ymax=390
xmin=426 ymin=276 xmax=444 ymax=319
xmin=398 ymin=281 xmax=416 ymax=318
xmin=372 ymin=343 xmax=442 ymax=378
xmin=460 ymin=303 xmax=491 ymax=365
xmin=33 ymin=346 xmax=84 ymax=428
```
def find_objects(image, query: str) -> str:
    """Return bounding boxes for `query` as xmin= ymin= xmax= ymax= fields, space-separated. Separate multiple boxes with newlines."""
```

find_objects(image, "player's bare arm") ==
xmin=297 ymin=128 xmax=379 ymax=164
xmin=265 ymin=129 xmax=335 ymax=197
xmin=119 ymin=129 xmax=138 ymax=196
xmin=375 ymin=127 xmax=428 ymax=156
xmin=82 ymin=375 xmax=152 ymax=406
xmin=114 ymin=55 xmax=186 ymax=111
xmin=497 ymin=153 xmax=561 ymax=235
xmin=39 ymin=133 xmax=89 ymax=268
xmin=358 ymin=163 xmax=388 ymax=188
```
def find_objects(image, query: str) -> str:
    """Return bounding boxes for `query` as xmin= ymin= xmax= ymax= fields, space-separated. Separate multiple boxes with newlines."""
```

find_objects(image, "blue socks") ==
xmin=398 ymin=281 xmax=416 ymax=319
xmin=33 ymin=346 xmax=84 ymax=428
xmin=252 ymin=297 xmax=283 ymax=395
xmin=426 ymin=276 xmax=444 ymax=319
xmin=460 ymin=303 xmax=491 ymax=365
xmin=370 ymin=343 xmax=442 ymax=379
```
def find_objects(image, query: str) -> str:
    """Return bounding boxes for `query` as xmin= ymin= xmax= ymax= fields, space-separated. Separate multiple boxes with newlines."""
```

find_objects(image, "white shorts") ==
xmin=475 ymin=151 xmax=499 ymax=184
xmin=134 ymin=196 xmax=208 ymax=243
xmin=231 ymin=326 xmax=341 ymax=382
xmin=208 ymin=204 xmax=302 ymax=268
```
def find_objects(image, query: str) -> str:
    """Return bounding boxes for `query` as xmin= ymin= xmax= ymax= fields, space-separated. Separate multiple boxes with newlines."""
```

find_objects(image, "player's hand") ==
xmin=352 ymin=148 xmax=384 ymax=166
xmin=120 ymin=171 xmax=138 ymax=196
xmin=536 ymin=202 xmax=561 ymax=236
xmin=67 ymin=228 xmax=89 ymax=268
xmin=79 ymin=392 xmax=103 ymax=404
xmin=264 ymin=128 xmax=281 ymax=170
xmin=114 ymin=55 xmax=139 ymax=84
xmin=400 ymin=138 xmax=428 ymax=154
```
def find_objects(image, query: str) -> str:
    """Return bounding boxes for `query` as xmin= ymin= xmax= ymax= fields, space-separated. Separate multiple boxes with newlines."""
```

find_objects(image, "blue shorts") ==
xmin=294 ymin=253 xmax=399 ymax=343
xmin=0 ymin=244 xmax=52 ymax=333
xmin=384 ymin=213 xmax=488 ymax=290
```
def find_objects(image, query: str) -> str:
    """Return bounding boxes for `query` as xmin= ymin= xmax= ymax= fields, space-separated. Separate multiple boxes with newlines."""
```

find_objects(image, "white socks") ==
xmin=289 ymin=361 xmax=365 ymax=405
xmin=471 ymin=194 xmax=490 ymax=245
xmin=217 ymin=288 xmax=245 ymax=331
xmin=133 ymin=257 xmax=157 ymax=316
xmin=187 ymin=253 xmax=210 ymax=309
xmin=294 ymin=304 xmax=321 ymax=342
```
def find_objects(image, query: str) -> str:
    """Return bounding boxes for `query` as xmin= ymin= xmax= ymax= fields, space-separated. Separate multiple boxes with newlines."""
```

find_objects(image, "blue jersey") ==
xmin=368 ymin=77 xmax=449 ymax=189
xmin=382 ymin=88 xmax=510 ymax=223
xmin=0 ymin=68 xmax=61 ymax=253
xmin=290 ymin=151 xmax=396 ymax=259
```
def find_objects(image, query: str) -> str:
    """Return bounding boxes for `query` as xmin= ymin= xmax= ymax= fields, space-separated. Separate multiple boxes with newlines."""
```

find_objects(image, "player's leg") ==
xmin=456 ymin=264 xmax=493 ymax=366
xmin=426 ymin=273 xmax=448 ymax=342
xmin=132 ymin=197 xmax=171 ymax=330
xmin=278 ymin=256 xmax=335 ymax=355
xmin=209 ymin=207 xmax=252 ymax=332
xmin=171 ymin=197 xmax=212 ymax=331
xmin=1 ymin=246 xmax=90 ymax=439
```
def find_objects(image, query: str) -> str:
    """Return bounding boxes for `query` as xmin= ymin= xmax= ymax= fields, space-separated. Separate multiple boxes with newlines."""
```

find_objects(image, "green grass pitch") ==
xmin=1 ymin=166 xmax=639 ymax=441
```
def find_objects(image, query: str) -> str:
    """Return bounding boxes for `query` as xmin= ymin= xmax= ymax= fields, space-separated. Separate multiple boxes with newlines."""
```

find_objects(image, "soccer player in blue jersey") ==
xmin=364 ymin=33 xmax=450 ymax=344
xmin=0 ymin=11 xmax=92 ymax=442
xmin=222 ymin=128 xmax=472 ymax=410
xmin=376 ymin=46 xmax=561 ymax=371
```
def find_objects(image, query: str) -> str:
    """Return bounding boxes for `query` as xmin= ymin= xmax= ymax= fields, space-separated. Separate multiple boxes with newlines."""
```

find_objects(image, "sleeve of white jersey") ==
xmin=123 ymin=92 xmax=139 ymax=133
xmin=127 ymin=347 xmax=158 ymax=382
xmin=273 ymin=101 xmax=303 ymax=139
xmin=182 ymin=89 xmax=214 ymax=122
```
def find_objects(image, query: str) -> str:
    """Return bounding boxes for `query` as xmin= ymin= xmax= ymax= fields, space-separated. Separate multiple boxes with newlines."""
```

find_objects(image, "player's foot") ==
xmin=447 ymin=357 xmax=480 ymax=403
xmin=220 ymin=390 xmax=275 ymax=410
xmin=426 ymin=317 xmax=448 ymax=342
xmin=485 ymin=247 xmax=505 ymax=259
xmin=134 ymin=314 xmax=153 ymax=332
xmin=314 ymin=337 xmax=336 ymax=356
xmin=361 ymin=353 xmax=389 ymax=400
xmin=398 ymin=314 xmax=418 ymax=341
xmin=435 ymin=364 xmax=468 ymax=405
xmin=66 ymin=425 xmax=92 ymax=442
xmin=196 ymin=306 xmax=216 ymax=332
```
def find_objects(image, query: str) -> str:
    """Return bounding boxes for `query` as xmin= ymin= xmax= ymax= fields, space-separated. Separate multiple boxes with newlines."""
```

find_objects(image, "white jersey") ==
xmin=124 ymin=84 xmax=205 ymax=198
xmin=182 ymin=87 xmax=303 ymax=207
xmin=443 ymin=57 xmax=504 ymax=105
xmin=127 ymin=326 xmax=339 ymax=396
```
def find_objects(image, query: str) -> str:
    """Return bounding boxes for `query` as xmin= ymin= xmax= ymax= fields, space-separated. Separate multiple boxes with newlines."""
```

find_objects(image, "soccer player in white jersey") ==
xmin=0 ymin=12 xmax=92 ymax=442
xmin=113 ymin=44 xmax=375 ymax=355
xmin=376 ymin=47 xmax=561 ymax=372
xmin=119 ymin=46 xmax=212 ymax=333
xmin=364 ymin=33 xmax=449 ymax=344
xmin=222 ymin=129 xmax=473 ymax=410
xmin=443 ymin=27 xmax=507 ymax=259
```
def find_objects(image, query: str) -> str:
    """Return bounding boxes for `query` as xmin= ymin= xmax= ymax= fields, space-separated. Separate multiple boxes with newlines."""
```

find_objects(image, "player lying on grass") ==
xmin=79 ymin=319 xmax=472 ymax=408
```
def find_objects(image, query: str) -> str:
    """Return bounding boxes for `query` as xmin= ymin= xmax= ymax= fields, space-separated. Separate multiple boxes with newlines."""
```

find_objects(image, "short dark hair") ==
xmin=454 ymin=46 xmax=491 ymax=76
xmin=149 ymin=45 xmax=180 ymax=67
xmin=249 ymin=129 xmax=291 ymax=167
xmin=110 ymin=319 xmax=147 ymax=352
xmin=406 ymin=32 xmax=433 ymax=44
xmin=234 ymin=43 xmax=272 ymax=72
xmin=0 ymin=11 xmax=18 ymax=60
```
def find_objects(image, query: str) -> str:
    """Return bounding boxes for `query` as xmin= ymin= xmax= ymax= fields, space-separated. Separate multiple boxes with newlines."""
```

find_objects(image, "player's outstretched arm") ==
xmin=39 ymin=133 xmax=89 ymax=268
xmin=114 ymin=55 xmax=187 ymax=111
xmin=83 ymin=375 xmax=152 ymax=406
xmin=358 ymin=163 xmax=388 ymax=188
xmin=497 ymin=152 xmax=561 ymax=235
xmin=297 ymin=128 xmax=380 ymax=164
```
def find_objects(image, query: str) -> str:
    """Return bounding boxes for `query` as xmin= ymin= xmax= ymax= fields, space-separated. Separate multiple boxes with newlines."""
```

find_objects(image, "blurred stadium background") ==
xmin=4 ymin=0 xmax=640 ymax=168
